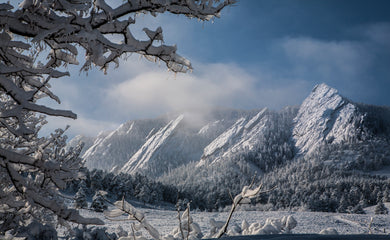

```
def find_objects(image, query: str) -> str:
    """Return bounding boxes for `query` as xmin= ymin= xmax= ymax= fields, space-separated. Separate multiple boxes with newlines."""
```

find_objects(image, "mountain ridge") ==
xmin=70 ymin=83 xmax=390 ymax=182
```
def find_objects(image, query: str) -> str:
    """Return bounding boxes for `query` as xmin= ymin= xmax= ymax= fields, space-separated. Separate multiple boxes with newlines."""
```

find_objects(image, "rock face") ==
xmin=120 ymin=115 xmax=187 ymax=176
xmin=78 ymin=109 xmax=253 ymax=175
xmin=82 ymin=118 xmax=167 ymax=171
xmin=198 ymin=108 xmax=270 ymax=166
xmin=119 ymin=110 xmax=257 ymax=177
xmin=292 ymin=83 xmax=365 ymax=154
xmin=72 ymin=83 xmax=390 ymax=180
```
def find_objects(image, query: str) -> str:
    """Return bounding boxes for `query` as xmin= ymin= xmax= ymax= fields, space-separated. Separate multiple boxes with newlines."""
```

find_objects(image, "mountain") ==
xmin=72 ymin=83 xmax=390 ymax=181
xmin=292 ymin=83 xmax=390 ymax=170
xmin=292 ymin=83 xmax=366 ymax=155
xmin=82 ymin=118 xmax=168 ymax=171
xmin=119 ymin=109 xmax=260 ymax=177
xmin=66 ymin=134 xmax=96 ymax=156
xmin=68 ymin=83 xmax=390 ymax=212
xmin=77 ymin=108 xmax=255 ymax=174
xmin=197 ymin=107 xmax=296 ymax=170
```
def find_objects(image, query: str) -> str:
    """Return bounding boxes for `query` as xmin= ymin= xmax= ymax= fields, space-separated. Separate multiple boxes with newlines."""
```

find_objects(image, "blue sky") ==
xmin=17 ymin=0 xmax=389 ymax=137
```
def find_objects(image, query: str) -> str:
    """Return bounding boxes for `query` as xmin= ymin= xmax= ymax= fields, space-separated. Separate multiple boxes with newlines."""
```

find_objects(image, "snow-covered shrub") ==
xmin=71 ymin=226 xmax=117 ymax=240
xmin=319 ymin=228 xmax=338 ymax=235
xmin=91 ymin=191 xmax=108 ymax=212
xmin=5 ymin=219 xmax=58 ymax=240
xmin=170 ymin=207 xmax=203 ymax=240
xmin=117 ymin=226 xmax=128 ymax=238
xmin=207 ymin=215 xmax=297 ymax=237
xmin=241 ymin=216 xmax=297 ymax=235
xmin=207 ymin=219 xmax=225 ymax=237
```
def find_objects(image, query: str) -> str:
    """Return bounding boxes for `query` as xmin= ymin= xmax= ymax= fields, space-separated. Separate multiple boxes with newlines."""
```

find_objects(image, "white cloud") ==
xmin=104 ymin=62 xmax=259 ymax=119
xmin=41 ymin=115 xmax=118 ymax=138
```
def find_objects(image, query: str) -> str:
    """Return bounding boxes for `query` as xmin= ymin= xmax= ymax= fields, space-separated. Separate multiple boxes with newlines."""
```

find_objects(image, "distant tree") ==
xmin=74 ymin=187 xmax=88 ymax=209
xmin=90 ymin=169 xmax=104 ymax=192
xmin=91 ymin=191 xmax=108 ymax=212
xmin=351 ymin=203 xmax=366 ymax=214
xmin=336 ymin=197 xmax=348 ymax=213
xmin=374 ymin=200 xmax=389 ymax=215
xmin=138 ymin=185 xmax=152 ymax=205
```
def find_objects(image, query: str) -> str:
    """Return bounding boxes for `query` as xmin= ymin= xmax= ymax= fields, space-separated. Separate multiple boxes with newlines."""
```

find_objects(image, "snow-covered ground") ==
xmin=60 ymin=203 xmax=390 ymax=238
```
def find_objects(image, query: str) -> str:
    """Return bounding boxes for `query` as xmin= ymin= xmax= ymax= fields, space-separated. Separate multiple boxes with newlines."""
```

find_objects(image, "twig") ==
xmin=177 ymin=204 xmax=185 ymax=240
xmin=228 ymin=189 xmax=234 ymax=202
xmin=368 ymin=217 xmax=373 ymax=234
xmin=131 ymin=223 xmax=137 ymax=240
xmin=186 ymin=202 xmax=191 ymax=240
xmin=216 ymin=180 xmax=275 ymax=238
xmin=249 ymin=172 xmax=257 ymax=188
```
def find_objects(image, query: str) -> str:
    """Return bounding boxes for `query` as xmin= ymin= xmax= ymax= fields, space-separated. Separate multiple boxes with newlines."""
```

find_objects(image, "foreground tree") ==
xmin=0 ymin=0 xmax=234 ymax=235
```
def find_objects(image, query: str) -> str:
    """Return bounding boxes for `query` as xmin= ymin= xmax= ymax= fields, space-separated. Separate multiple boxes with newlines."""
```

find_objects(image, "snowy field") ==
xmin=59 ymin=203 xmax=390 ymax=238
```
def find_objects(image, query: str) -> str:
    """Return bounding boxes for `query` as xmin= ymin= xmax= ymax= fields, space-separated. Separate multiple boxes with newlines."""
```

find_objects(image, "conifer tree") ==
xmin=74 ymin=187 xmax=88 ymax=209
xmin=374 ymin=200 xmax=389 ymax=215
xmin=91 ymin=191 xmax=108 ymax=212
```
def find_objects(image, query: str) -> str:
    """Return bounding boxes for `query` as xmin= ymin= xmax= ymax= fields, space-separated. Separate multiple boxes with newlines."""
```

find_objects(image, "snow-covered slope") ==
xmin=65 ymin=134 xmax=96 ymax=156
xmin=82 ymin=118 xmax=167 ymax=171
xmin=120 ymin=115 xmax=186 ymax=176
xmin=77 ymin=108 xmax=253 ymax=176
xmin=292 ymin=83 xmax=366 ymax=155
xmin=71 ymin=83 xmax=390 ymax=183
xmin=199 ymin=108 xmax=269 ymax=166
xmin=119 ymin=110 xmax=254 ymax=178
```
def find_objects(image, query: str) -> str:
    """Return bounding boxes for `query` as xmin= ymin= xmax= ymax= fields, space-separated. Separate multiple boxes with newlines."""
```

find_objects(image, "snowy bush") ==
xmin=319 ymin=228 xmax=339 ymax=235
xmin=71 ymin=226 xmax=117 ymax=240
xmin=206 ymin=215 xmax=297 ymax=237
xmin=4 ymin=219 xmax=58 ymax=240
xmin=169 ymin=206 xmax=203 ymax=240
xmin=104 ymin=182 xmax=288 ymax=240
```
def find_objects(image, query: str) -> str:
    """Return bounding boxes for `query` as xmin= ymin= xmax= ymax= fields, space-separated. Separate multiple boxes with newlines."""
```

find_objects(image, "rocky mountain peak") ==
xmin=293 ymin=83 xmax=364 ymax=154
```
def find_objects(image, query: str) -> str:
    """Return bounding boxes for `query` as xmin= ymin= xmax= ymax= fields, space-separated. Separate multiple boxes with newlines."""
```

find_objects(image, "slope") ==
xmin=82 ymin=118 xmax=168 ymax=171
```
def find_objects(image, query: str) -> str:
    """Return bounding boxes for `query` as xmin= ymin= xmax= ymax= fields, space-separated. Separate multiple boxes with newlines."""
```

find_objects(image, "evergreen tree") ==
xmin=74 ymin=187 xmax=88 ymax=209
xmin=91 ymin=191 xmax=108 ymax=212
xmin=374 ymin=200 xmax=389 ymax=214
xmin=138 ymin=185 xmax=152 ymax=205
xmin=351 ymin=203 xmax=366 ymax=214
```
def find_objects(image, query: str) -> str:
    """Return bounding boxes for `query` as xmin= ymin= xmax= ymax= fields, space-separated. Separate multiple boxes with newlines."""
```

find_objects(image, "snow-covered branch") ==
xmin=0 ymin=0 xmax=234 ymax=234
xmin=104 ymin=198 xmax=161 ymax=240
xmin=214 ymin=182 xmax=274 ymax=238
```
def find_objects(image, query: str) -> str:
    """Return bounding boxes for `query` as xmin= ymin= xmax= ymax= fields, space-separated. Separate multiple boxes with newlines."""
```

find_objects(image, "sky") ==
xmin=13 ymin=0 xmax=390 ymax=137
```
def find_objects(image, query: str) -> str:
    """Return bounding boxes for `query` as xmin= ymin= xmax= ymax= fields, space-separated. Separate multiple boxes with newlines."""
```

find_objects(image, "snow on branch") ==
xmin=214 ymin=179 xmax=275 ymax=238
xmin=104 ymin=197 xmax=161 ymax=240
xmin=0 ymin=0 xmax=234 ymax=233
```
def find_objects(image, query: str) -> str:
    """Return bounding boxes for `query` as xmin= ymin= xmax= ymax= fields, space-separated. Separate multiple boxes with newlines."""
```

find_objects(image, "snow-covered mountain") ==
xmin=199 ymin=108 xmax=275 ymax=166
xmin=292 ymin=83 xmax=366 ymax=155
xmin=82 ymin=118 xmax=168 ymax=171
xmin=71 ymin=83 xmax=390 ymax=181
xmin=73 ymin=109 xmax=255 ymax=175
